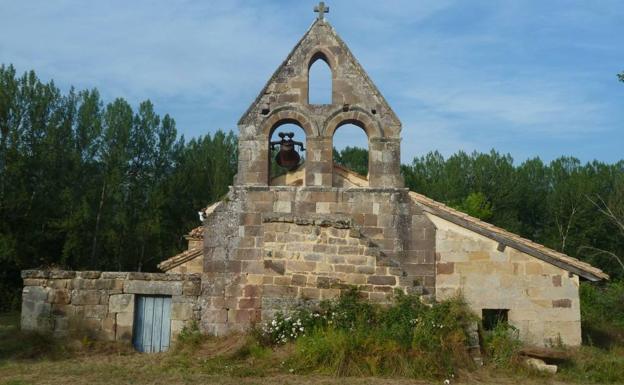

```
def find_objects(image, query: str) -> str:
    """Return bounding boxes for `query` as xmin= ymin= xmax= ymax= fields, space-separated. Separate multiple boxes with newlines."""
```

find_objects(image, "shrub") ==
xmin=580 ymin=280 xmax=624 ymax=347
xmin=560 ymin=346 xmax=624 ymax=384
xmin=175 ymin=321 xmax=204 ymax=349
xmin=258 ymin=289 xmax=477 ymax=379
xmin=482 ymin=322 xmax=522 ymax=369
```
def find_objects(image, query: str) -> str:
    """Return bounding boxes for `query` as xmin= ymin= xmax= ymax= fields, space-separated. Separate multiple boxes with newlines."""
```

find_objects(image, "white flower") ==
xmin=444 ymin=380 xmax=450 ymax=385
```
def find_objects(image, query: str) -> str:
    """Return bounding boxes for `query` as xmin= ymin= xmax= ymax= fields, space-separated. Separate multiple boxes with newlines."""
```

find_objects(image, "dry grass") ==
xmin=0 ymin=313 xmax=602 ymax=385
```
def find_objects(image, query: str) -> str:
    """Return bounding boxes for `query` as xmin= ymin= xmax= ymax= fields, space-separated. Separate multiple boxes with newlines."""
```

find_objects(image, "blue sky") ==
xmin=1 ymin=0 xmax=622 ymax=163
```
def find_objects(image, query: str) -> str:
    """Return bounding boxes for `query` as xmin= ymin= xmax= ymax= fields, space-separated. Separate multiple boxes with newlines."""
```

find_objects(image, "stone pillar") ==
xmin=369 ymin=138 xmax=403 ymax=188
xmin=305 ymin=136 xmax=333 ymax=187
xmin=236 ymin=138 xmax=269 ymax=186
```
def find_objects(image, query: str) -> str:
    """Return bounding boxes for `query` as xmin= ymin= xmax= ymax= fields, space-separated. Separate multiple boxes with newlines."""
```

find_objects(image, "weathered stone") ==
xmin=77 ymin=271 xmax=101 ymax=279
xmin=109 ymin=294 xmax=134 ymax=313
xmin=552 ymin=299 xmax=572 ymax=308
xmin=437 ymin=262 xmax=454 ymax=275
xmin=22 ymin=286 xmax=49 ymax=302
xmin=83 ymin=305 xmax=108 ymax=319
xmin=171 ymin=302 xmax=194 ymax=320
xmin=48 ymin=289 xmax=71 ymax=304
xmin=183 ymin=280 xmax=201 ymax=296
xmin=367 ymin=275 xmax=396 ymax=286
xmin=525 ymin=358 xmax=557 ymax=374
xmin=23 ymin=278 xmax=46 ymax=287
xmin=21 ymin=270 xmax=49 ymax=279
xmin=124 ymin=280 xmax=182 ymax=295
xmin=21 ymin=299 xmax=52 ymax=331
xmin=116 ymin=311 xmax=134 ymax=328
xmin=71 ymin=290 xmax=101 ymax=305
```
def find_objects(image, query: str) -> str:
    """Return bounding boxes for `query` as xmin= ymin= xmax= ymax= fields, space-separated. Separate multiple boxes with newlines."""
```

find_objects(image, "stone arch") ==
xmin=260 ymin=107 xmax=317 ymax=139
xmin=323 ymin=106 xmax=383 ymax=139
xmin=306 ymin=48 xmax=336 ymax=72
xmin=260 ymin=107 xmax=316 ymax=186
xmin=306 ymin=49 xmax=336 ymax=105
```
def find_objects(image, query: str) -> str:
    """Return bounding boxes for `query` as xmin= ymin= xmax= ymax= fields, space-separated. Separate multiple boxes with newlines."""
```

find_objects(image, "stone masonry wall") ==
xmin=429 ymin=215 xmax=582 ymax=346
xmin=21 ymin=270 xmax=201 ymax=342
xmin=237 ymin=20 xmax=403 ymax=188
xmin=200 ymin=185 xmax=436 ymax=335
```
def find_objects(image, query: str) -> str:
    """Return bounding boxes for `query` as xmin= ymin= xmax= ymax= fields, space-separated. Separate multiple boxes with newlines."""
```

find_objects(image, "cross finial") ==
xmin=314 ymin=2 xmax=329 ymax=20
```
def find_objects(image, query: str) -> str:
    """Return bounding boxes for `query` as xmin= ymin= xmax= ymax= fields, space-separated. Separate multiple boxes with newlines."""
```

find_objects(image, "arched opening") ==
xmin=308 ymin=54 xmax=332 ymax=105
xmin=332 ymin=123 xmax=369 ymax=186
xmin=269 ymin=123 xmax=307 ymax=186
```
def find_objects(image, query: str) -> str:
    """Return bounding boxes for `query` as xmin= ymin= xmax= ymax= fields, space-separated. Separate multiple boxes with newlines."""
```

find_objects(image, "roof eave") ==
xmin=414 ymin=196 xmax=609 ymax=282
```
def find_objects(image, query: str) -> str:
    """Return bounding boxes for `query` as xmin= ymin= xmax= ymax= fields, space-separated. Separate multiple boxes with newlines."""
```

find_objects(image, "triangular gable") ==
xmin=238 ymin=19 xmax=401 ymax=132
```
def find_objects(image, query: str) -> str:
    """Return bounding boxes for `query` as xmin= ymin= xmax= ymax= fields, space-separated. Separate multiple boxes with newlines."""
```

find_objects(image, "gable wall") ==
xmin=428 ymin=214 xmax=581 ymax=346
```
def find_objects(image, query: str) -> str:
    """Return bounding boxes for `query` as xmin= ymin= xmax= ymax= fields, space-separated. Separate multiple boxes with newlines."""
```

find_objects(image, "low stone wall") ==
xmin=21 ymin=270 xmax=201 ymax=342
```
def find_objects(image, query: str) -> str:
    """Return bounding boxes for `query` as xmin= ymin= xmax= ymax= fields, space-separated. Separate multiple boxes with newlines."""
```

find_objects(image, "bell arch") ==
xmin=258 ymin=108 xmax=316 ymax=186
xmin=322 ymin=108 xmax=402 ymax=188
xmin=323 ymin=107 xmax=383 ymax=139
xmin=260 ymin=107 xmax=317 ymax=139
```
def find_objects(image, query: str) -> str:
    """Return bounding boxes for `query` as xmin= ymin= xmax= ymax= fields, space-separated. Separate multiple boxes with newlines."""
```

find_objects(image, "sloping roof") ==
xmin=409 ymin=191 xmax=609 ymax=282
xmin=185 ymin=226 xmax=203 ymax=240
xmin=157 ymin=247 xmax=202 ymax=272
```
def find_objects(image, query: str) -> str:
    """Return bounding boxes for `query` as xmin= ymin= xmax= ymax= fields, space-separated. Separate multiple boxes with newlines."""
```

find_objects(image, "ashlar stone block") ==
xmin=109 ymin=294 xmax=134 ymax=313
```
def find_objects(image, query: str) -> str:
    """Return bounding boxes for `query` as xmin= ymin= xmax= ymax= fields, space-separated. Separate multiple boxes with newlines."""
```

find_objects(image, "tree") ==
xmin=333 ymin=146 xmax=368 ymax=176
xmin=582 ymin=172 xmax=624 ymax=275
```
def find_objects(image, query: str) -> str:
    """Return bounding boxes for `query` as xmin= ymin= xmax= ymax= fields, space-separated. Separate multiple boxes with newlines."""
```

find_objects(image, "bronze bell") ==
xmin=270 ymin=132 xmax=305 ymax=171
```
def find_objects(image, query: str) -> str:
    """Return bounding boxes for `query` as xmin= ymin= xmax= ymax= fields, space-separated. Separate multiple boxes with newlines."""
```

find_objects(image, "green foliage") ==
xmin=580 ymin=281 xmax=624 ymax=347
xmin=560 ymin=346 xmax=624 ymax=384
xmin=452 ymin=192 xmax=493 ymax=220
xmin=333 ymin=146 xmax=368 ymax=176
xmin=482 ymin=322 xmax=522 ymax=368
xmin=402 ymin=150 xmax=624 ymax=279
xmin=0 ymin=312 xmax=67 ymax=361
xmin=258 ymin=290 xmax=476 ymax=379
xmin=0 ymin=65 xmax=237 ymax=309
xmin=175 ymin=321 xmax=204 ymax=350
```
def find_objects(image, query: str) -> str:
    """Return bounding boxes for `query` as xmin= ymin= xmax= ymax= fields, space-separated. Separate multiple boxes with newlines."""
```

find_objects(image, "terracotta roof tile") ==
xmin=157 ymin=247 xmax=202 ymax=272
xmin=186 ymin=226 xmax=204 ymax=240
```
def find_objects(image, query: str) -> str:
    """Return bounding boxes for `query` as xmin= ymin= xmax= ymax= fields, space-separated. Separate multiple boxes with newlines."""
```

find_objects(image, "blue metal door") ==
xmin=133 ymin=295 xmax=172 ymax=352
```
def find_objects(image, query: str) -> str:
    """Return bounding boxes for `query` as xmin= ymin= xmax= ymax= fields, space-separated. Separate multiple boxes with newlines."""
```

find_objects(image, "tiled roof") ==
xmin=409 ymin=191 xmax=608 ymax=281
xmin=157 ymin=247 xmax=202 ymax=272
xmin=185 ymin=226 xmax=204 ymax=240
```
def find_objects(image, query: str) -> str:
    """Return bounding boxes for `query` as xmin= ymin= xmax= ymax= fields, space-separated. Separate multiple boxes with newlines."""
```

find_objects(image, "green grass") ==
xmin=2 ymin=287 xmax=624 ymax=385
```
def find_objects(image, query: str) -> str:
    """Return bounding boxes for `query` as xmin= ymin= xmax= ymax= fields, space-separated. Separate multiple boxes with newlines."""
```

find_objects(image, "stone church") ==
xmin=21 ymin=5 xmax=607 ymax=351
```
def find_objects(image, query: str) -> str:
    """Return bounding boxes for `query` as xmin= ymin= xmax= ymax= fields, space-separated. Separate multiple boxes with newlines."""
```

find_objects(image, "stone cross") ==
xmin=314 ymin=2 xmax=329 ymax=20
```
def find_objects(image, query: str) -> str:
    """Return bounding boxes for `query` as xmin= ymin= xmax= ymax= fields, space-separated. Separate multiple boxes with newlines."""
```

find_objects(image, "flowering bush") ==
xmin=255 ymin=288 xmax=478 ymax=379
xmin=259 ymin=308 xmax=321 ymax=345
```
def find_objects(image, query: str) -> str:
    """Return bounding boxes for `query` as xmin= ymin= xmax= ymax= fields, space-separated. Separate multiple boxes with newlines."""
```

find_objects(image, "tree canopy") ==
xmin=0 ymin=65 xmax=622 ymax=310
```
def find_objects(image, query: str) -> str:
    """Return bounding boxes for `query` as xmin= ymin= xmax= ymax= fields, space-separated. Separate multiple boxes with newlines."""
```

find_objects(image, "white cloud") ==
xmin=0 ymin=0 xmax=622 ymax=163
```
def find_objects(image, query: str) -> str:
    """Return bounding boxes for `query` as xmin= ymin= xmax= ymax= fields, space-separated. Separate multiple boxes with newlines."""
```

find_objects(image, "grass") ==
xmin=2 ymin=287 xmax=624 ymax=385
